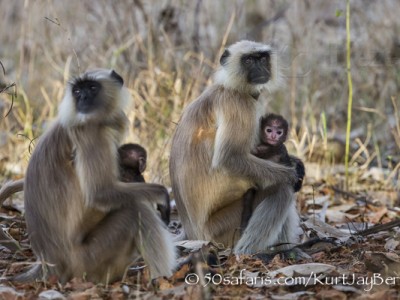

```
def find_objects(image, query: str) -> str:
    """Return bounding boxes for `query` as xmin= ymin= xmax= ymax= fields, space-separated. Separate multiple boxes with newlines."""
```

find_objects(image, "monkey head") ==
xmin=260 ymin=113 xmax=288 ymax=146
xmin=214 ymin=40 xmax=281 ymax=96
xmin=118 ymin=143 xmax=147 ymax=174
xmin=59 ymin=69 xmax=131 ymax=126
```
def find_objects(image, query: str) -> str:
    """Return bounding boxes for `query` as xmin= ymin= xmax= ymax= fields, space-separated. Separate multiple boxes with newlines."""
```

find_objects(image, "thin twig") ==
xmin=17 ymin=134 xmax=37 ymax=154
xmin=357 ymin=219 xmax=400 ymax=237
xmin=0 ymin=82 xmax=17 ymax=119
xmin=44 ymin=16 xmax=80 ymax=73
xmin=192 ymin=0 xmax=202 ymax=53
xmin=0 ymin=60 xmax=5 ymax=76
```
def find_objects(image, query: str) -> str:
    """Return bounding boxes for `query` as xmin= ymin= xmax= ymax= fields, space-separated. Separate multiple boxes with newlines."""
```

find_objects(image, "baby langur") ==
xmin=17 ymin=69 xmax=175 ymax=283
xmin=118 ymin=143 xmax=170 ymax=224
xmin=240 ymin=113 xmax=305 ymax=232
xmin=254 ymin=113 xmax=305 ymax=192
xmin=118 ymin=143 xmax=147 ymax=183
xmin=253 ymin=113 xmax=291 ymax=165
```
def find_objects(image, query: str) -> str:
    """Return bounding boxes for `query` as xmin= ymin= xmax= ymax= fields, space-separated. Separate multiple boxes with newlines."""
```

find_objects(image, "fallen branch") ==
xmin=357 ymin=219 xmax=400 ymax=236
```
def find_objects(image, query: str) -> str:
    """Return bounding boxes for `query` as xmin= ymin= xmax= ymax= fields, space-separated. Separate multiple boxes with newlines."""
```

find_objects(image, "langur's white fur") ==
xmin=59 ymin=69 xmax=131 ymax=127
xmin=214 ymin=40 xmax=282 ymax=94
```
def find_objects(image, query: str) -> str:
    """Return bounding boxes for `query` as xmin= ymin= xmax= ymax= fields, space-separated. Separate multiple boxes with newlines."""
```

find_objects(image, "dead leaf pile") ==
xmin=0 ymin=166 xmax=399 ymax=299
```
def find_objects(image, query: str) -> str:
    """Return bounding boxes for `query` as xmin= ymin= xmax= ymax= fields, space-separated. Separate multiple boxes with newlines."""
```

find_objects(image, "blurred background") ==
xmin=0 ymin=0 xmax=399 ymax=189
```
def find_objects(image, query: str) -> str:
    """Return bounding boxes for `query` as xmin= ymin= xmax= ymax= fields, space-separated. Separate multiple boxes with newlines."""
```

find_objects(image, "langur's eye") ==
xmin=73 ymin=88 xmax=80 ymax=96
xmin=244 ymin=57 xmax=254 ymax=65
xmin=260 ymin=56 xmax=267 ymax=63
xmin=277 ymin=131 xmax=283 ymax=135
xmin=266 ymin=128 xmax=272 ymax=133
xmin=90 ymin=85 xmax=98 ymax=91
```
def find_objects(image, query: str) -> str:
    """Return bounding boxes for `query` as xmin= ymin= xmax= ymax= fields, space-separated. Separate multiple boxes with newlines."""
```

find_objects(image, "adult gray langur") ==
xmin=169 ymin=40 xmax=299 ymax=254
xmin=18 ymin=69 xmax=175 ymax=283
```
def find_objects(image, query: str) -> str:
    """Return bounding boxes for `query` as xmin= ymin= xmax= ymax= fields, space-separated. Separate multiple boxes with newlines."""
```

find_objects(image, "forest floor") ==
xmin=0 ymin=163 xmax=399 ymax=299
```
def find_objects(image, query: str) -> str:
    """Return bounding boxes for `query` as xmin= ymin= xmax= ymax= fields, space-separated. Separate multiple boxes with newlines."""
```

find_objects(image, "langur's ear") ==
xmin=220 ymin=49 xmax=230 ymax=66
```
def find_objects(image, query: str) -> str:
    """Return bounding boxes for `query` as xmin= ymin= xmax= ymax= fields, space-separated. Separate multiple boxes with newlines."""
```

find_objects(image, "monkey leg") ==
xmin=73 ymin=203 xmax=174 ymax=282
xmin=71 ymin=208 xmax=137 ymax=282
xmin=240 ymin=188 xmax=257 ymax=234
xmin=275 ymin=200 xmax=300 ymax=249
xmin=155 ymin=193 xmax=171 ymax=225
xmin=204 ymin=199 xmax=243 ymax=248
xmin=234 ymin=185 xmax=297 ymax=254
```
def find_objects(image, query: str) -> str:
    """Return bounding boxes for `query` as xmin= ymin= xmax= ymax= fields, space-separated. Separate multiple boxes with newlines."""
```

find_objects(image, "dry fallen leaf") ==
xmin=64 ymin=278 xmax=94 ymax=292
xmin=368 ymin=206 xmax=388 ymax=223
xmin=38 ymin=290 xmax=66 ymax=300
xmin=175 ymin=240 xmax=210 ymax=251
xmin=317 ymin=289 xmax=347 ymax=300
xmin=0 ymin=286 xmax=24 ymax=300
xmin=303 ymin=217 xmax=350 ymax=239
xmin=326 ymin=209 xmax=359 ymax=223
xmin=384 ymin=238 xmax=400 ymax=251
xmin=158 ymin=277 xmax=174 ymax=290
xmin=271 ymin=291 xmax=315 ymax=300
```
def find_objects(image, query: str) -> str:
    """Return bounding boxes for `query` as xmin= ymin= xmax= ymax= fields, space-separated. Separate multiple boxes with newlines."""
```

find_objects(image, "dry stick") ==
xmin=133 ymin=0 xmax=149 ymax=24
xmin=16 ymin=134 xmax=37 ymax=154
xmin=0 ymin=83 xmax=15 ymax=116
xmin=391 ymin=96 xmax=400 ymax=150
xmin=329 ymin=185 xmax=365 ymax=201
xmin=192 ymin=0 xmax=202 ymax=53
xmin=0 ymin=60 xmax=16 ymax=119
xmin=214 ymin=9 xmax=236 ymax=66
xmin=44 ymin=17 xmax=81 ymax=73
xmin=0 ymin=60 xmax=5 ymax=76
xmin=0 ymin=83 xmax=16 ymax=95
xmin=357 ymin=219 xmax=400 ymax=237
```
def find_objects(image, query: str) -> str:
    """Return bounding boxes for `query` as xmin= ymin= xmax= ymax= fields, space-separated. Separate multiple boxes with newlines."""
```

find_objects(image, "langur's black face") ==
xmin=220 ymin=49 xmax=272 ymax=85
xmin=241 ymin=51 xmax=271 ymax=84
xmin=72 ymin=80 xmax=102 ymax=113
xmin=71 ymin=70 xmax=124 ymax=114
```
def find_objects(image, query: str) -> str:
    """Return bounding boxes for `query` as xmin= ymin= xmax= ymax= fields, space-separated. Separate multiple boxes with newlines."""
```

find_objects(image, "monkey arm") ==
xmin=93 ymin=182 xmax=169 ymax=211
xmin=216 ymin=150 xmax=295 ymax=189
xmin=289 ymin=155 xmax=305 ymax=192
xmin=250 ymin=145 xmax=269 ymax=157
xmin=211 ymin=103 xmax=296 ymax=188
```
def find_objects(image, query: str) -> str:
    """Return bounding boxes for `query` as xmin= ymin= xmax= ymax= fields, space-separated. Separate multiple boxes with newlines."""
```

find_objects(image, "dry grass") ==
xmin=0 ymin=0 xmax=399 ymax=189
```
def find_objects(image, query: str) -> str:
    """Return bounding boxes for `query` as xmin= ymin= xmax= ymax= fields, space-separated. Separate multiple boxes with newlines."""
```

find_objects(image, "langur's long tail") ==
xmin=0 ymin=179 xmax=24 ymax=204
